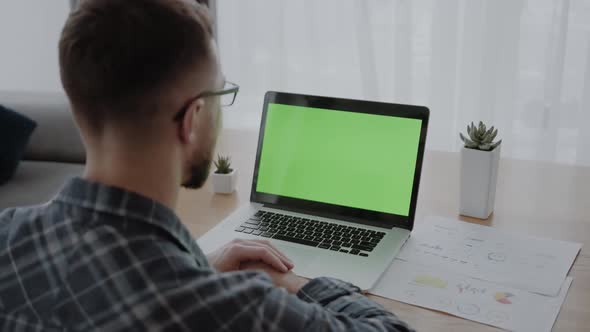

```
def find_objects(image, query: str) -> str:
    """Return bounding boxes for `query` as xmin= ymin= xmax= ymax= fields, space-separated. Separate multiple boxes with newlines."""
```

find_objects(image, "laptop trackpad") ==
xmin=272 ymin=242 xmax=318 ymax=275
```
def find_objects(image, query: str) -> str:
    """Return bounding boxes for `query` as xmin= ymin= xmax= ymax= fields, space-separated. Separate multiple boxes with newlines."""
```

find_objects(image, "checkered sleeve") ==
xmin=296 ymin=277 xmax=415 ymax=331
xmin=59 ymin=225 xmax=413 ymax=331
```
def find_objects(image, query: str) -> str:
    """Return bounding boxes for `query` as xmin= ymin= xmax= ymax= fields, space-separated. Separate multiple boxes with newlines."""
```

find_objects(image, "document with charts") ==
xmin=371 ymin=259 xmax=573 ymax=332
xmin=396 ymin=216 xmax=581 ymax=296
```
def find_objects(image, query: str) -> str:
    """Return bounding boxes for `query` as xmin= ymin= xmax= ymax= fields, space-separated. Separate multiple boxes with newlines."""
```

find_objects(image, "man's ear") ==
xmin=179 ymin=98 xmax=205 ymax=144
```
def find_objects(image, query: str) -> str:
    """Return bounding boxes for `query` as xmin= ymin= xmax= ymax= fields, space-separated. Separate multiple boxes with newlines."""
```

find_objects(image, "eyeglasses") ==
xmin=173 ymin=80 xmax=239 ymax=122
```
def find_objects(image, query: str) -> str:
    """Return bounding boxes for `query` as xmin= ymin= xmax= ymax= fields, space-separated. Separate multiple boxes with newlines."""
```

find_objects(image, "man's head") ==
xmin=59 ymin=0 xmax=223 ymax=189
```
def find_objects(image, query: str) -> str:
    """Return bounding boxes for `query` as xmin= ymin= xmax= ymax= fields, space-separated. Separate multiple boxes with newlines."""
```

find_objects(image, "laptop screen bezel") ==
xmin=250 ymin=91 xmax=429 ymax=231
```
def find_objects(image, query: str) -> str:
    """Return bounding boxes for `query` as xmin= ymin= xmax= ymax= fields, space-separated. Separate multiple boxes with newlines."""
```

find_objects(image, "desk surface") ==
xmin=176 ymin=128 xmax=590 ymax=332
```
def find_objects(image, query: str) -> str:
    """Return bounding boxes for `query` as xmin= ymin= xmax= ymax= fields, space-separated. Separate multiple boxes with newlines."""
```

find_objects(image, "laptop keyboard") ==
xmin=235 ymin=210 xmax=386 ymax=257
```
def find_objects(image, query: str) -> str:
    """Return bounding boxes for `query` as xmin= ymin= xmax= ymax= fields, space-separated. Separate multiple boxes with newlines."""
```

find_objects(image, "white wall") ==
xmin=0 ymin=1 xmax=69 ymax=92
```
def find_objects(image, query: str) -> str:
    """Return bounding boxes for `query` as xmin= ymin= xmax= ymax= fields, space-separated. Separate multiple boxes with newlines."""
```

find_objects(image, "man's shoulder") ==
xmin=0 ymin=201 xmax=90 ymax=277
xmin=72 ymin=218 xmax=194 ymax=265
xmin=0 ymin=200 xmax=187 ymax=282
xmin=0 ymin=201 xmax=82 ymax=322
xmin=0 ymin=202 xmax=52 ymax=223
xmin=0 ymin=202 xmax=71 ymax=247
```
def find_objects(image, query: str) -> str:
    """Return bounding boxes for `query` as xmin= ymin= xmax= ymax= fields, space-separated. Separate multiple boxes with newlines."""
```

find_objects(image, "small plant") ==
xmin=214 ymin=155 xmax=233 ymax=174
xmin=460 ymin=121 xmax=502 ymax=151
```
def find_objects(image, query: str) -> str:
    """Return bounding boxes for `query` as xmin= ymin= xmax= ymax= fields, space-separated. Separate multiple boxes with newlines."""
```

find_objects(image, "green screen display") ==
xmin=256 ymin=103 xmax=422 ymax=216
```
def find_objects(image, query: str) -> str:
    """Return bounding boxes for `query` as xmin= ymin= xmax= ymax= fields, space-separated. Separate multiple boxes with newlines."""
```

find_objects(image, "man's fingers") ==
xmin=238 ymin=240 xmax=294 ymax=269
xmin=232 ymin=245 xmax=289 ymax=273
xmin=242 ymin=240 xmax=293 ymax=264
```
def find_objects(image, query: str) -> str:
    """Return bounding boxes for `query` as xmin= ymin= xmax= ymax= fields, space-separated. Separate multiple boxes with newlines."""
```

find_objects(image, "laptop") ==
xmin=198 ymin=91 xmax=429 ymax=290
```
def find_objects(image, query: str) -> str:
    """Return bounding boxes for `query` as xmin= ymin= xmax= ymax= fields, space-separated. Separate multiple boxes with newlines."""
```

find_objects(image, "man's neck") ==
xmin=83 ymin=149 xmax=181 ymax=210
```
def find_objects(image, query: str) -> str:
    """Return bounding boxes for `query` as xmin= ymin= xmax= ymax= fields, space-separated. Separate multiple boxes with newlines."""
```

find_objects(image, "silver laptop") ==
xmin=198 ymin=91 xmax=429 ymax=290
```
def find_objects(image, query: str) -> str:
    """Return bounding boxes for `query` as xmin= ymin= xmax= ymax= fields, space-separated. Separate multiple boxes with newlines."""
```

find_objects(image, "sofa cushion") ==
xmin=0 ymin=91 xmax=85 ymax=164
xmin=0 ymin=105 xmax=37 ymax=184
xmin=0 ymin=161 xmax=84 ymax=210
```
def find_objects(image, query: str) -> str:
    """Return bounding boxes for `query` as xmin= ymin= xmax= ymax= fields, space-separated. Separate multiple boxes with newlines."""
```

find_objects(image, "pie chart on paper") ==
xmin=494 ymin=292 xmax=514 ymax=304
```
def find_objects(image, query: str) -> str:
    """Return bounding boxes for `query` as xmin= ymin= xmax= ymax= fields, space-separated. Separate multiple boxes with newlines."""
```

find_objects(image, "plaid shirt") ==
xmin=0 ymin=177 xmax=413 ymax=332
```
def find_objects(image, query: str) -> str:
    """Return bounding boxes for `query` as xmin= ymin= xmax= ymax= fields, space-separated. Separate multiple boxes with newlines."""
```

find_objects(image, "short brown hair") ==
xmin=59 ymin=0 xmax=213 ymax=121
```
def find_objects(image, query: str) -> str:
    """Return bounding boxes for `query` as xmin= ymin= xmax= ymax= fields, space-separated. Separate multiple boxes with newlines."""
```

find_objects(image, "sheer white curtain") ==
xmin=217 ymin=0 xmax=590 ymax=166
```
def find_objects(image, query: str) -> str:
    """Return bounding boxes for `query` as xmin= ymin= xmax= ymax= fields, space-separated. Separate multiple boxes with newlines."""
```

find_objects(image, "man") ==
xmin=0 ymin=0 xmax=414 ymax=331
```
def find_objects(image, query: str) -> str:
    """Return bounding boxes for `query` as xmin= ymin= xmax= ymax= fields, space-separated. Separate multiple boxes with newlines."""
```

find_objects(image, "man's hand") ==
xmin=240 ymin=261 xmax=309 ymax=294
xmin=206 ymin=239 xmax=294 ymax=273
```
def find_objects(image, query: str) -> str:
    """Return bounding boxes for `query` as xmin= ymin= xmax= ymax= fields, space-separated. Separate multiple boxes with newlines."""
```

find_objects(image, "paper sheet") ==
xmin=371 ymin=259 xmax=573 ymax=332
xmin=397 ymin=216 xmax=581 ymax=296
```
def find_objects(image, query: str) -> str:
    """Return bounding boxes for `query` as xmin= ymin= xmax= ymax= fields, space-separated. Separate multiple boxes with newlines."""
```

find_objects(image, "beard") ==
xmin=182 ymin=104 xmax=221 ymax=189
xmin=181 ymin=156 xmax=213 ymax=189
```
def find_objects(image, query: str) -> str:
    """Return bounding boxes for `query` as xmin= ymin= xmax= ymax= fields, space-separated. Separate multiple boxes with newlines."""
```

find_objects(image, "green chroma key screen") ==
xmin=256 ymin=103 xmax=423 ymax=216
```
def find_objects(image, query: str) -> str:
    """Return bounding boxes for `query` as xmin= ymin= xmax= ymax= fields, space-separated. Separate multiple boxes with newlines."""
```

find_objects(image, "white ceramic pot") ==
xmin=211 ymin=169 xmax=238 ymax=194
xmin=459 ymin=145 xmax=501 ymax=219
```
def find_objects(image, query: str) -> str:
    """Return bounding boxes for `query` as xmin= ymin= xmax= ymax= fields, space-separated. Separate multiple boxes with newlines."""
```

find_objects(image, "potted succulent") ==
xmin=459 ymin=122 xmax=502 ymax=219
xmin=211 ymin=155 xmax=237 ymax=194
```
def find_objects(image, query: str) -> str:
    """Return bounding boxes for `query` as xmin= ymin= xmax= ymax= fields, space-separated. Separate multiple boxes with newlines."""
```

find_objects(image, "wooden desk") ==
xmin=176 ymin=128 xmax=590 ymax=332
